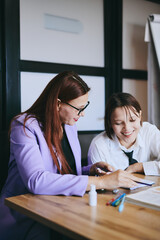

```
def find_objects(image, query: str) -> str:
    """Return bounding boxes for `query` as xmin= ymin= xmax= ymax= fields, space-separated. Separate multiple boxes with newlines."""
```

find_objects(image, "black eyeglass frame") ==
xmin=63 ymin=101 xmax=90 ymax=115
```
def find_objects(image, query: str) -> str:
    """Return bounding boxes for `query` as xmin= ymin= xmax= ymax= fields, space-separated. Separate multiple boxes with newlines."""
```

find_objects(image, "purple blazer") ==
xmin=0 ymin=114 xmax=91 ymax=239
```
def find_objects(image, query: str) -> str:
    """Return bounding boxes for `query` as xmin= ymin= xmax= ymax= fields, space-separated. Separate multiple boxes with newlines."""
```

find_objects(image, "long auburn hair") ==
xmin=12 ymin=71 xmax=90 ymax=174
xmin=105 ymin=92 xmax=142 ymax=139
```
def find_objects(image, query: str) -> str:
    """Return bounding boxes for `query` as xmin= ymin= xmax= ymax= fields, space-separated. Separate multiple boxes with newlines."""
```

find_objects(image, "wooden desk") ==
xmin=5 ymin=175 xmax=160 ymax=240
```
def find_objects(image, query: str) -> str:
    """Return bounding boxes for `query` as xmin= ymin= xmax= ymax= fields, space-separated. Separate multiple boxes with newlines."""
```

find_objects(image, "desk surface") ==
xmin=5 ymin=175 xmax=160 ymax=240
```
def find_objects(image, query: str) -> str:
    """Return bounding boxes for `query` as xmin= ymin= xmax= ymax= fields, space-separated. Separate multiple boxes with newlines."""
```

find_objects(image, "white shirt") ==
xmin=88 ymin=122 xmax=160 ymax=175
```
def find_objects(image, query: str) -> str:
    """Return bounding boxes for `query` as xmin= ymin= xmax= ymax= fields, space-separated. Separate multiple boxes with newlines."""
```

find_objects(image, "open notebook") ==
xmin=125 ymin=178 xmax=155 ymax=190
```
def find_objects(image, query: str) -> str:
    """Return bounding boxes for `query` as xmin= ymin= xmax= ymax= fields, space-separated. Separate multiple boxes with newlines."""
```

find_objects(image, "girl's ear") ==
xmin=139 ymin=110 xmax=142 ymax=118
xmin=139 ymin=110 xmax=143 ymax=125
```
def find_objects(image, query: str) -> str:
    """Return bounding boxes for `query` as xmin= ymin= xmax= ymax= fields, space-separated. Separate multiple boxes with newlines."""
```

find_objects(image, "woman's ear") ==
xmin=57 ymin=99 xmax=61 ymax=111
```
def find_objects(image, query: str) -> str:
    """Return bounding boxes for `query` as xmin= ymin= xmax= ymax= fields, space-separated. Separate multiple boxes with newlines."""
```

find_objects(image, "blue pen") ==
xmin=118 ymin=194 xmax=126 ymax=212
xmin=111 ymin=193 xmax=126 ymax=206
xmin=114 ymin=198 xmax=122 ymax=206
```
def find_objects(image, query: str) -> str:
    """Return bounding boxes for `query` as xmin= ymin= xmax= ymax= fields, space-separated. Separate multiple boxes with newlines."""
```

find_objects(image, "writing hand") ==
xmin=87 ymin=169 xmax=140 ymax=191
xmin=100 ymin=170 xmax=140 ymax=189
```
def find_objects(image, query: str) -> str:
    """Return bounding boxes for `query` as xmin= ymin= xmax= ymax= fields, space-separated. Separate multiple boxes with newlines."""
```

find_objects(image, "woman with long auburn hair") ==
xmin=0 ymin=72 xmax=140 ymax=240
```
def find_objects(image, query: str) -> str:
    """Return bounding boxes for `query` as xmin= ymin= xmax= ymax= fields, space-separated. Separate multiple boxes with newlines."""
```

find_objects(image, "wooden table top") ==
xmin=5 ymin=174 xmax=160 ymax=240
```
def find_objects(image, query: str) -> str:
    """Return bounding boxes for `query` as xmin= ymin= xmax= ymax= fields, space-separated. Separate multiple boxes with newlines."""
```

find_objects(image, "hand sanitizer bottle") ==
xmin=89 ymin=184 xmax=97 ymax=206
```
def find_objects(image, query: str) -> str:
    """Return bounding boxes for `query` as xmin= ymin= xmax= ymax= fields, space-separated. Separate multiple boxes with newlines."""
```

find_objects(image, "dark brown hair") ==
xmin=12 ymin=71 xmax=90 ymax=174
xmin=105 ymin=92 xmax=142 ymax=139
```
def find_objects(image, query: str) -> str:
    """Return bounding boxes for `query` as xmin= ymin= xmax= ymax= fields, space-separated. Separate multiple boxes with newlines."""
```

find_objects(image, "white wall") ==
xmin=20 ymin=0 xmax=104 ymax=67
xmin=123 ymin=0 xmax=160 ymax=121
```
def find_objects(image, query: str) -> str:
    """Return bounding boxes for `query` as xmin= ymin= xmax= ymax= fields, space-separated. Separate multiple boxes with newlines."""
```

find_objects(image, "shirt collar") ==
xmin=110 ymin=129 xmax=144 ymax=151
xmin=134 ymin=128 xmax=144 ymax=148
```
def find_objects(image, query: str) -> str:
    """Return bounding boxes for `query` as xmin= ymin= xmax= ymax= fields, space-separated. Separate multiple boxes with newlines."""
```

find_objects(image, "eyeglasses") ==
xmin=64 ymin=101 xmax=90 ymax=115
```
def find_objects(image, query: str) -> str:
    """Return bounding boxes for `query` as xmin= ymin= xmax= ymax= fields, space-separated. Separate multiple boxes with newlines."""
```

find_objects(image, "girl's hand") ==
xmin=89 ymin=162 xmax=115 ymax=176
xmin=125 ymin=162 xmax=144 ymax=174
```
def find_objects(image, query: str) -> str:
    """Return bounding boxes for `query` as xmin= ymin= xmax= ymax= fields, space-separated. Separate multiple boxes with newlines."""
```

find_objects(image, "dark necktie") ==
xmin=123 ymin=150 xmax=138 ymax=165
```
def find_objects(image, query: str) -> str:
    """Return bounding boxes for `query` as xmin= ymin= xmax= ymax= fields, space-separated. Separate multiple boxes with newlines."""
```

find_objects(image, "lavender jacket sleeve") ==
xmin=9 ymin=115 xmax=89 ymax=196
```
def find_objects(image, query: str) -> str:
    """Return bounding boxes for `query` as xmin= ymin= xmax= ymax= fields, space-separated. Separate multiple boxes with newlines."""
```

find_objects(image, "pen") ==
xmin=135 ymin=180 xmax=155 ymax=186
xmin=96 ymin=167 xmax=103 ymax=174
xmin=106 ymin=193 xmax=121 ymax=206
xmin=114 ymin=194 xmax=126 ymax=207
xmin=106 ymin=198 xmax=115 ymax=206
xmin=111 ymin=193 xmax=126 ymax=206
xmin=96 ymin=167 xmax=113 ymax=174
xmin=114 ymin=198 xmax=122 ymax=207
xmin=118 ymin=194 xmax=126 ymax=212
xmin=115 ymin=193 xmax=126 ymax=207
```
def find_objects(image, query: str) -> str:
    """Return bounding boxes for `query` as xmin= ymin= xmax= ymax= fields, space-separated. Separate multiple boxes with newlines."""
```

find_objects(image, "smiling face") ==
xmin=58 ymin=93 xmax=89 ymax=125
xmin=111 ymin=106 xmax=141 ymax=149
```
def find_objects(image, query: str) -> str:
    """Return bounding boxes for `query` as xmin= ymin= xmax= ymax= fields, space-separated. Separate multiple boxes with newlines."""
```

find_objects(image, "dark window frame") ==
xmin=0 ymin=0 xmax=159 ymax=189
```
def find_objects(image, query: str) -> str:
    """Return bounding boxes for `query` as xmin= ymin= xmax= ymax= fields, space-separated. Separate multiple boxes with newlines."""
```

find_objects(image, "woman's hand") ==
xmin=87 ymin=169 xmax=140 ymax=191
xmin=100 ymin=170 xmax=140 ymax=189
xmin=89 ymin=162 xmax=115 ymax=176
xmin=125 ymin=162 xmax=144 ymax=174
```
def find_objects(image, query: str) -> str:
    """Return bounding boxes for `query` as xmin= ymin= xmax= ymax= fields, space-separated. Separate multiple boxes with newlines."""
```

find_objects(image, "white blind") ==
xmin=145 ymin=14 xmax=160 ymax=128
